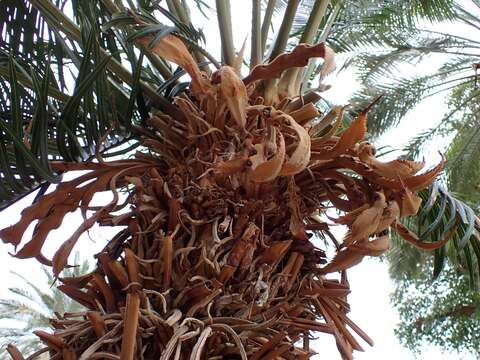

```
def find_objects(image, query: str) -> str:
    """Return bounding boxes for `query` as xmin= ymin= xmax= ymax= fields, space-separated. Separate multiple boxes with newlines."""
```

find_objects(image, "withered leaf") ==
xmin=404 ymin=155 xmax=445 ymax=191
xmin=219 ymin=66 xmax=248 ymax=129
xmin=243 ymin=43 xmax=329 ymax=85
xmin=250 ymin=129 xmax=286 ymax=182
xmin=6 ymin=345 xmax=25 ymax=360
xmin=278 ymin=114 xmax=311 ymax=176
xmin=342 ymin=192 xmax=386 ymax=246
xmin=393 ymin=221 xmax=454 ymax=250
xmin=137 ymin=34 xmax=208 ymax=95
xmin=120 ymin=292 xmax=140 ymax=360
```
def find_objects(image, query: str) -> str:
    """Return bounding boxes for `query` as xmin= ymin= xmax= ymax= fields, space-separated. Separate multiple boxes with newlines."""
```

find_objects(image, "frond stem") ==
xmin=251 ymin=0 xmax=262 ymax=68
xmin=260 ymin=0 xmax=277 ymax=56
xmin=215 ymin=0 xmax=235 ymax=66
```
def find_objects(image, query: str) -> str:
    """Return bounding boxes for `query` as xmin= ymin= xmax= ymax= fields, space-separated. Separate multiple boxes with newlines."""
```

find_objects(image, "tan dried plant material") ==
xmin=358 ymin=141 xmax=426 ymax=179
xmin=249 ymin=128 xmax=286 ymax=182
xmin=219 ymin=66 xmax=248 ymax=129
xmin=288 ymin=102 xmax=320 ymax=126
xmin=392 ymin=221 xmax=454 ymax=250
xmin=1 ymin=34 xmax=444 ymax=360
xmin=403 ymin=155 xmax=445 ymax=191
xmin=120 ymin=292 xmax=140 ymax=360
xmin=320 ymin=235 xmax=391 ymax=274
xmin=6 ymin=345 xmax=25 ymax=360
xmin=243 ymin=43 xmax=331 ymax=85
xmin=342 ymin=192 xmax=386 ymax=247
xmin=273 ymin=112 xmax=311 ymax=176
xmin=137 ymin=34 xmax=208 ymax=95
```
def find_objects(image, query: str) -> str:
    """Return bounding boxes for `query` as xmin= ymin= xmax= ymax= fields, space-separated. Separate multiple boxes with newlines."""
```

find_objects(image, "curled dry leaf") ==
xmin=403 ymin=154 xmax=445 ymax=191
xmin=249 ymin=129 xmax=286 ymax=182
xmin=313 ymin=103 xmax=368 ymax=160
xmin=375 ymin=200 xmax=400 ymax=233
xmin=219 ymin=66 xmax=248 ymax=129
xmin=323 ymin=233 xmax=392 ymax=274
xmin=358 ymin=142 xmax=425 ymax=179
xmin=342 ymin=192 xmax=386 ymax=246
xmin=393 ymin=221 xmax=454 ymax=250
xmin=275 ymin=113 xmax=311 ymax=176
xmin=137 ymin=34 xmax=208 ymax=95
xmin=243 ymin=43 xmax=330 ymax=85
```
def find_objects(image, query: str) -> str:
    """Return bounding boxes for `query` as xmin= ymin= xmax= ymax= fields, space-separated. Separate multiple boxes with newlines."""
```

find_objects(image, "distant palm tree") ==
xmin=0 ymin=253 xmax=89 ymax=356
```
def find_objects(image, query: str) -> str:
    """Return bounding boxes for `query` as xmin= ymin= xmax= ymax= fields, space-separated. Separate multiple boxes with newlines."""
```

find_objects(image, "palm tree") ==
xmin=392 ymin=259 xmax=480 ymax=356
xmin=0 ymin=1 xmax=477 ymax=359
xmin=0 ymin=253 xmax=89 ymax=357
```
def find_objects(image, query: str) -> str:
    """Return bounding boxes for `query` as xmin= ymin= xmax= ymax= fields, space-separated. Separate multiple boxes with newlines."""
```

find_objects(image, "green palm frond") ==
xmin=329 ymin=0 xmax=457 ymax=39
xmin=340 ymin=34 xmax=477 ymax=138
xmin=362 ymin=0 xmax=457 ymax=28
xmin=0 ymin=0 xmax=206 ymax=211
xmin=0 ymin=299 xmax=46 ymax=321
xmin=325 ymin=1 xmax=459 ymax=55
xmin=442 ymin=86 xmax=480 ymax=205
xmin=6 ymin=288 xmax=42 ymax=306
xmin=330 ymin=1 xmax=479 ymax=139
xmin=10 ymin=271 xmax=55 ymax=311
xmin=396 ymin=183 xmax=480 ymax=287
xmin=349 ymin=71 xmax=475 ymax=138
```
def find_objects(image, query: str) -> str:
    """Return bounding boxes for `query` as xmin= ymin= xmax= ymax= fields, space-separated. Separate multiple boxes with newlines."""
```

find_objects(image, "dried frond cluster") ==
xmin=1 ymin=35 xmax=443 ymax=360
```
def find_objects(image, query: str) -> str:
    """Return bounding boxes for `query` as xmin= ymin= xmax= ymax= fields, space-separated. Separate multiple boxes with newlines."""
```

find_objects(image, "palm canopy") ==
xmin=331 ymin=0 xmax=477 ymax=138
xmin=0 ymin=0 xmax=479 ymax=359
